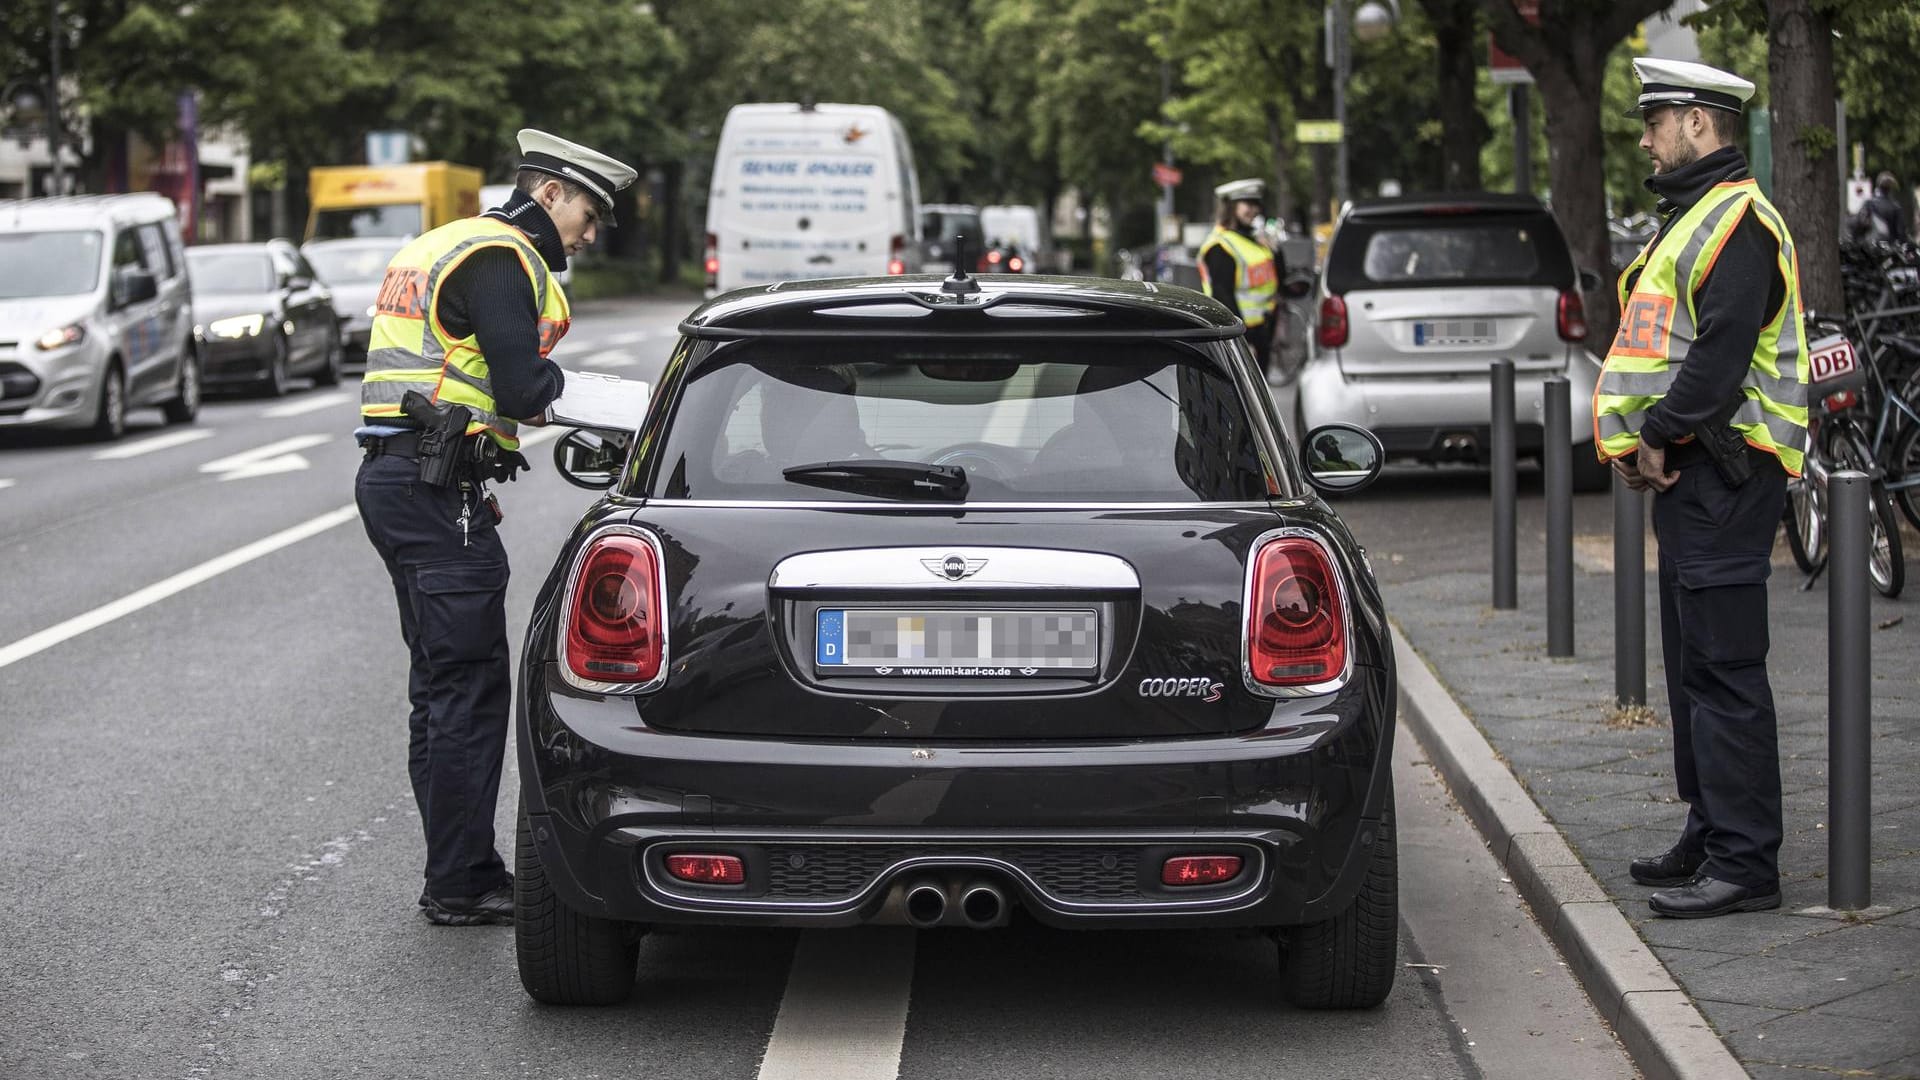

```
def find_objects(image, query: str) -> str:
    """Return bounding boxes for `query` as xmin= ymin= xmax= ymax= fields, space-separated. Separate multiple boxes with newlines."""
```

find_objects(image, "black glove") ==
xmin=489 ymin=449 xmax=531 ymax=483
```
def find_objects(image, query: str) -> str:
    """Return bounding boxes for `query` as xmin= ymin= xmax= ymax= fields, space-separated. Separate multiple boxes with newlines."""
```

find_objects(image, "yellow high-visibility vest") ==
xmin=1593 ymin=179 xmax=1807 ymax=475
xmin=1198 ymin=226 xmax=1278 ymax=328
xmin=361 ymin=216 xmax=570 ymax=451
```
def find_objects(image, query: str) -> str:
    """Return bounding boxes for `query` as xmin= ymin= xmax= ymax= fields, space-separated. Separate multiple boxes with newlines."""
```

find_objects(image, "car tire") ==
xmin=1278 ymin=792 xmax=1397 ymax=1010
xmin=162 ymin=341 xmax=202 ymax=424
xmin=90 ymin=361 xmax=127 ymax=441
xmin=514 ymin=798 xmax=642 ymax=1006
xmin=262 ymin=335 xmax=291 ymax=397
xmin=1569 ymin=441 xmax=1611 ymax=493
xmin=313 ymin=325 xmax=342 ymax=387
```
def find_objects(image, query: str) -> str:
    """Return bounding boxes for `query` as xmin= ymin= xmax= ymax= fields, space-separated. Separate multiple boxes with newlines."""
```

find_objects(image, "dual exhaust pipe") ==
xmin=902 ymin=877 xmax=1007 ymax=929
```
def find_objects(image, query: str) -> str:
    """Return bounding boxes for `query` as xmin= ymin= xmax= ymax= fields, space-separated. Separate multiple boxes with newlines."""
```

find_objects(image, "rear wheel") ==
xmin=89 ymin=362 xmax=126 ymax=441
xmin=1834 ymin=427 xmax=1904 ymax=599
xmin=162 ymin=340 xmax=202 ymax=424
xmin=1278 ymin=791 xmax=1397 ymax=1010
xmin=1784 ymin=474 xmax=1825 ymax=574
xmin=262 ymin=335 xmax=291 ymax=397
xmin=514 ymin=799 xmax=642 ymax=1005
xmin=1891 ymin=422 xmax=1920 ymax=532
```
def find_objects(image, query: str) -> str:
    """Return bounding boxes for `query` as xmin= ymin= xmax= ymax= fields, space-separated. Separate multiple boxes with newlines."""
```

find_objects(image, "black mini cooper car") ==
xmin=516 ymin=273 xmax=1396 ymax=1009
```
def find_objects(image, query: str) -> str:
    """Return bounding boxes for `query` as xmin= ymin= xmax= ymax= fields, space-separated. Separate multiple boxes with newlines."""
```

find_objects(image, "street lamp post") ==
xmin=1327 ymin=0 xmax=1397 ymax=211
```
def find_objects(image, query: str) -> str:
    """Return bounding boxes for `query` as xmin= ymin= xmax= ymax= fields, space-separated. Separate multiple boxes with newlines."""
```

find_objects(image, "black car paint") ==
xmin=516 ymin=275 xmax=1394 ymax=930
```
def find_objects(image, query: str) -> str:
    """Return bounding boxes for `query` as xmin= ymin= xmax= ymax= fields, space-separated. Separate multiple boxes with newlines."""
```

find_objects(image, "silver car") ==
xmin=302 ymin=236 xmax=408 ymax=372
xmin=1297 ymin=194 xmax=1610 ymax=490
xmin=0 ymin=194 xmax=200 ymax=439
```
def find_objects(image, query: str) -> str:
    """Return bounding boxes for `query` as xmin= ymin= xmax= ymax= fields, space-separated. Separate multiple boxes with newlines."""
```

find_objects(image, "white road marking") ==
xmin=261 ymin=391 xmax=353 ymax=418
xmin=755 ymin=930 xmax=916 ymax=1080
xmin=199 ymin=434 xmax=331 ymax=481
xmin=0 ymin=478 xmax=14 ymax=491
xmin=579 ymin=350 xmax=636 ymax=369
xmin=91 ymin=428 xmax=217 ymax=461
xmin=0 ymin=503 xmax=360 ymax=672
xmin=604 ymin=330 xmax=649 ymax=345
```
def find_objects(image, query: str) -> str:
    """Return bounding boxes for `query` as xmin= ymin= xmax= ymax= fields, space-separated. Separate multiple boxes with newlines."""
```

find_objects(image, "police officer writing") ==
xmin=1200 ymin=178 xmax=1283 ymax=377
xmin=1595 ymin=59 xmax=1808 ymax=919
xmin=355 ymin=129 xmax=636 ymax=926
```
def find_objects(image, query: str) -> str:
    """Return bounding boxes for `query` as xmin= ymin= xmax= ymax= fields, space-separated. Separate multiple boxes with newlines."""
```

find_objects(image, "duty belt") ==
xmin=362 ymin=431 xmax=499 ymax=465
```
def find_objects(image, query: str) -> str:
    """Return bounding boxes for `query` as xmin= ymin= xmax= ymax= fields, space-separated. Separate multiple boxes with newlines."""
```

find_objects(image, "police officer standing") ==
xmin=355 ymin=130 xmax=635 ymax=925
xmin=1595 ymin=60 xmax=1807 ymax=919
xmin=1200 ymin=179 xmax=1283 ymax=377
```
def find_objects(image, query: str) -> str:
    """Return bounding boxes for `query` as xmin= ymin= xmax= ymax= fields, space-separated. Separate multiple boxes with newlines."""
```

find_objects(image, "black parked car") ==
xmin=187 ymin=240 xmax=342 ymax=395
xmin=517 ymin=273 xmax=1397 ymax=1009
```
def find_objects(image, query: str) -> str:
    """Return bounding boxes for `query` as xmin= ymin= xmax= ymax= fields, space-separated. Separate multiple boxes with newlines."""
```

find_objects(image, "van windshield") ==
xmin=0 ymin=230 xmax=103 ymax=298
xmin=310 ymin=204 xmax=422 ymax=240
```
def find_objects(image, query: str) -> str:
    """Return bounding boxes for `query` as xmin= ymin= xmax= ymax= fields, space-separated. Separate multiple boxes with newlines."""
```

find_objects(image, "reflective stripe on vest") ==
xmin=1197 ymin=226 xmax=1278 ymax=328
xmin=360 ymin=216 xmax=571 ymax=451
xmin=1593 ymin=179 xmax=1808 ymax=476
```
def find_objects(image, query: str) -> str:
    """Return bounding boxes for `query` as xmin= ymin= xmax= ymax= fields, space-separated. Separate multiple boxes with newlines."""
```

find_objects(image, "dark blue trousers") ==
xmin=1652 ymin=457 xmax=1788 ymax=889
xmin=356 ymin=452 xmax=512 ymax=901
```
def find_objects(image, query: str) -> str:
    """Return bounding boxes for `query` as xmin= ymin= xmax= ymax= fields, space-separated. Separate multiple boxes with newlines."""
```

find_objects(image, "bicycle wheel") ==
xmin=1784 ymin=473 xmax=1825 ymax=573
xmin=1892 ymin=420 xmax=1920 ymax=532
xmin=1836 ymin=426 xmax=1905 ymax=598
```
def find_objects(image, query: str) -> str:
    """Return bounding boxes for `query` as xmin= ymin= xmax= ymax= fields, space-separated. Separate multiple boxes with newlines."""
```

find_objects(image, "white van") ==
xmin=704 ymin=103 xmax=921 ymax=294
xmin=981 ymin=204 xmax=1049 ymax=272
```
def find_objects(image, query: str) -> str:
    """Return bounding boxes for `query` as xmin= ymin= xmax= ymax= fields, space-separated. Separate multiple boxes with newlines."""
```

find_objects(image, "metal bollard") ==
xmin=1612 ymin=473 xmax=1645 ymax=705
xmin=1544 ymin=376 xmax=1574 ymax=657
xmin=1491 ymin=358 xmax=1516 ymax=609
xmin=1828 ymin=470 xmax=1872 ymax=910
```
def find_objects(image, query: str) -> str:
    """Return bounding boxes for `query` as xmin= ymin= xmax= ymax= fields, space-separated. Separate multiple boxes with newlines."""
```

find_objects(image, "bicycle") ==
xmin=1783 ymin=316 xmax=1905 ymax=599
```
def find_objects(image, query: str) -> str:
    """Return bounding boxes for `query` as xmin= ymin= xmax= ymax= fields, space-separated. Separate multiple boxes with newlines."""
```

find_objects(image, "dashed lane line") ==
xmin=0 ymin=504 xmax=360 ymax=672
xmin=755 ymin=929 xmax=916 ymax=1080
xmin=579 ymin=350 xmax=637 ymax=368
xmin=261 ymin=391 xmax=354 ymax=418
xmin=0 ymin=478 xmax=14 ymax=491
xmin=604 ymin=330 xmax=649 ymax=345
xmin=91 ymin=428 xmax=218 ymax=460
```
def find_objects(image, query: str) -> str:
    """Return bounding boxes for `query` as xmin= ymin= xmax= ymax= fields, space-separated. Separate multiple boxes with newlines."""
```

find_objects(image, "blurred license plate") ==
xmin=815 ymin=609 xmax=1098 ymax=677
xmin=1413 ymin=320 xmax=1495 ymax=346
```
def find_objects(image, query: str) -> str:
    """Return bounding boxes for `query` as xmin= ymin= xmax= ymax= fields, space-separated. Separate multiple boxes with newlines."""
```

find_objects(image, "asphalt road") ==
xmin=0 ymin=294 xmax=1632 ymax=1080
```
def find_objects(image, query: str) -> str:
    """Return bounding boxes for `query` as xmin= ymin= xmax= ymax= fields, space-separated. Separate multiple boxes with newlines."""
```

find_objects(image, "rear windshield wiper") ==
xmin=782 ymin=459 xmax=969 ymax=500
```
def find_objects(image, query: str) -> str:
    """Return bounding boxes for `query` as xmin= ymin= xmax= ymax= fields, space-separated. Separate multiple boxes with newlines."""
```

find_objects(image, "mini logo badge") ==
xmin=922 ymin=554 xmax=987 ymax=581
xmin=875 ymin=666 xmax=893 ymax=675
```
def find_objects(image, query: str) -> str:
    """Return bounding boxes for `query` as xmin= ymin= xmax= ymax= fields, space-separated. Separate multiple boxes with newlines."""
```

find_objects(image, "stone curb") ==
xmin=1392 ymin=625 xmax=1750 ymax=1080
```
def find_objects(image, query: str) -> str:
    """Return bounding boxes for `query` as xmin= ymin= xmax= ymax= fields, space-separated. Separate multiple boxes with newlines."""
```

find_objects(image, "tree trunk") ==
xmin=658 ymin=158 xmax=684 ymax=286
xmin=1533 ymin=40 xmax=1615 ymax=347
xmin=1767 ymin=0 xmax=1842 ymax=314
xmin=1426 ymin=0 xmax=1487 ymax=192
xmin=1263 ymin=102 xmax=1295 ymax=229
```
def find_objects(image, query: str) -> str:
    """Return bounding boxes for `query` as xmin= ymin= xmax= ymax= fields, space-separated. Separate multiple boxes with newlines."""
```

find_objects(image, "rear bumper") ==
xmin=200 ymin=338 xmax=275 ymax=386
xmin=1298 ymin=350 xmax=1601 ymax=460
xmin=518 ymin=660 xmax=1395 ymax=930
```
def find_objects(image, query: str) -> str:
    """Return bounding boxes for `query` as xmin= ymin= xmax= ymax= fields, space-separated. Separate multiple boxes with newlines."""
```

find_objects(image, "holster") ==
xmin=1691 ymin=396 xmax=1752 ymax=489
xmin=399 ymin=390 xmax=476 ymax=488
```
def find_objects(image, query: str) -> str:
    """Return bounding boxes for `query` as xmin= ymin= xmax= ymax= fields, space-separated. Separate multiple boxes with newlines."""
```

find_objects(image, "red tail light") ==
xmin=665 ymin=854 xmax=744 ymax=885
xmin=1007 ymin=255 xmax=1024 ymax=272
xmin=1317 ymin=295 xmax=1349 ymax=349
xmin=887 ymin=233 xmax=907 ymax=275
xmin=1825 ymin=389 xmax=1858 ymax=412
xmin=986 ymin=249 xmax=1002 ymax=265
xmin=1247 ymin=536 xmax=1346 ymax=687
xmin=1556 ymin=289 xmax=1587 ymax=341
xmin=703 ymin=231 xmax=719 ymax=286
xmin=562 ymin=533 xmax=662 ymax=687
xmin=1163 ymin=855 xmax=1244 ymax=886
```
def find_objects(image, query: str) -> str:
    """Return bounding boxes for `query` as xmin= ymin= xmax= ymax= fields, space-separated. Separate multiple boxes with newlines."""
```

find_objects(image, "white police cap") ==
xmin=516 ymin=129 xmax=637 ymax=224
xmin=1214 ymin=178 xmax=1266 ymax=202
xmin=1628 ymin=58 xmax=1755 ymax=116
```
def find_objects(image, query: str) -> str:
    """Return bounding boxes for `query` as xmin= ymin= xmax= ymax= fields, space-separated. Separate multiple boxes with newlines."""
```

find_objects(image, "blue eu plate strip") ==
xmin=816 ymin=610 xmax=845 ymax=666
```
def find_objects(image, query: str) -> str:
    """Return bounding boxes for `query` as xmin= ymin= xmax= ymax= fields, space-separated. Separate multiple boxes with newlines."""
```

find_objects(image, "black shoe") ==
xmin=1648 ymin=874 xmax=1781 ymax=919
xmin=419 ymin=872 xmax=509 ymax=910
xmin=421 ymin=885 xmax=514 ymax=926
xmin=1629 ymin=845 xmax=1707 ymax=887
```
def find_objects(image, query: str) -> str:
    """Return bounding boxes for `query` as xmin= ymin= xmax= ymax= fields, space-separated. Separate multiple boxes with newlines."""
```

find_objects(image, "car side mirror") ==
xmin=552 ymin=427 xmax=627 ymax=490
xmin=113 ymin=266 xmax=158 ymax=307
xmin=1300 ymin=423 xmax=1384 ymax=495
xmin=1577 ymin=268 xmax=1604 ymax=294
xmin=286 ymin=275 xmax=313 ymax=292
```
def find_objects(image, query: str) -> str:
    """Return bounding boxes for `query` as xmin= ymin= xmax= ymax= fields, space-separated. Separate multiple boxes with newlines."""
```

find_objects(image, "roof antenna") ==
xmin=942 ymin=233 xmax=980 ymax=296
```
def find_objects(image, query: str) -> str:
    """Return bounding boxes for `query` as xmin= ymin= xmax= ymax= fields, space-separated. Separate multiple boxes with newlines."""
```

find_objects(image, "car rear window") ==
xmin=1326 ymin=213 xmax=1573 ymax=293
xmin=647 ymin=340 xmax=1276 ymax=502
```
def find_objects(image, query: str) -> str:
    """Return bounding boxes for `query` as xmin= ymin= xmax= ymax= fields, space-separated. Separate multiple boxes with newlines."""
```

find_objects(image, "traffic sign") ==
xmin=1296 ymin=120 xmax=1343 ymax=145
xmin=1152 ymin=162 xmax=1183 ymax=187
xmin=366 ymin=130 xmax=411 ymax=166
xmin=1488 ymin=0 xmax=1538 ymax=85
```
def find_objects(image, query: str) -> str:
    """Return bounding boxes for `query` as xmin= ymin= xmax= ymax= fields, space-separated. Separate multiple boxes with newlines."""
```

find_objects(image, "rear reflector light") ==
xmin=1556 ymin=289 xmax=1587 ymax=341
xmin=563 ymin=533 xmax=661 ymax=686
xmin=665 ymin=854 xmax=744 ymax=885
xmin=1162 ymin=855 xmax=1244 ymax=886
xmin=887 ymin=234 xmax=907 ymax=275
xmin=704 ymin=231 xmax=719 ymax=285
xmin=1248 ymin=536 xmax=1346 ymax=686
xmin=1317 ymin=295 xmax=1349 ymax=349
xmin=1825 ymin=389 xmax=1857 ymax=411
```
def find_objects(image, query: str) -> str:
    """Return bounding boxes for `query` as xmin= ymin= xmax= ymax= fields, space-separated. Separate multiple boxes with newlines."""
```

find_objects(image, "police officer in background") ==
xmin=1596 ymin=59 xmax=1808 ymax=919
xmin=1200 ymin=179 xmax=1284 ymax=377
xmin=355 ymin=130 xmax=635 ymax=926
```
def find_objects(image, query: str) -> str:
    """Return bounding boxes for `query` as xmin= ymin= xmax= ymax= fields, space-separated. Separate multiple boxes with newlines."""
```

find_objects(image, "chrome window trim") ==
xmin=555 ymin=523 xmax=671 ymax=696
xmin=770 ymin=546 xmax=1139 ymax=590
xmin=1240 ymin=526 xmax=1357 ymax=699
xmin=641 ymin=499 xmax=1278 ymax=511
xmin=635 ymin=836 xmax=1268 ymax=917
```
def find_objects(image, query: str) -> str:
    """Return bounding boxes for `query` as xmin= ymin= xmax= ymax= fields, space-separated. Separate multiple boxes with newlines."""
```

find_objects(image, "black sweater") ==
xmin=431 ymin=190 xmax=568 ymax=420
xmin=1631 ymin=146 xmax=1786 ymax=452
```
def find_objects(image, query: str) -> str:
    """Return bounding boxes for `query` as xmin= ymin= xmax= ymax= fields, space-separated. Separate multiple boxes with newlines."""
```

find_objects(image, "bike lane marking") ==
xmin=756 ymin=929 xmax=916 ymax=1080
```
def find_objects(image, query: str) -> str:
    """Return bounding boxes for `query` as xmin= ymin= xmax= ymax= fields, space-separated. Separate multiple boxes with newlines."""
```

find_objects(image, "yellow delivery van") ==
xmin=305 ymin=163 xmax=482 ymax=242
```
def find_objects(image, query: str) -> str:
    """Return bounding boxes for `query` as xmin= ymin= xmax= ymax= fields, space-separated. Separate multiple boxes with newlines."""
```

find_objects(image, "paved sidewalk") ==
xmin=1383 ymin=533 xmax=1920 ymax=1078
